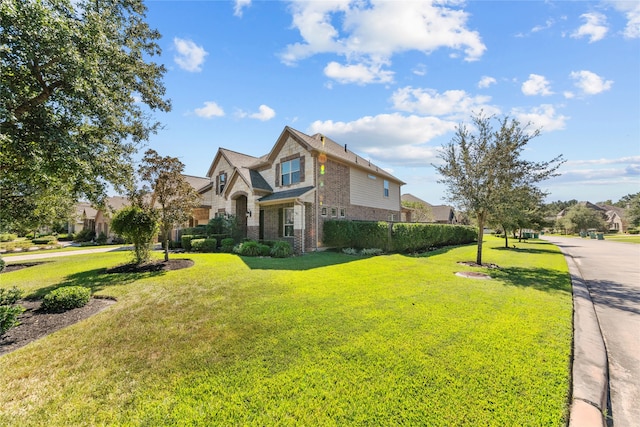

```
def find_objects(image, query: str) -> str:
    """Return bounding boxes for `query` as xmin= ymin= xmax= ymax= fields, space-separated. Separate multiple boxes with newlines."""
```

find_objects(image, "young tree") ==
xmin=489 ymin=185 xmax=546 ymax=248
xmin=0 ymin=0 xmax=170 ymax=228
xmin=111 ymin=205 xmax=158 ymax=265
xmin=138 ymin=150 xmax=201 ymax=261
xmin=436 ymin=113 xmax=564 ymax=265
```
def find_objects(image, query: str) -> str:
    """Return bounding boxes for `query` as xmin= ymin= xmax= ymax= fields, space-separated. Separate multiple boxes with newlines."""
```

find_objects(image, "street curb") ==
xmin=564 ymin=254 xmax=609 ymax=427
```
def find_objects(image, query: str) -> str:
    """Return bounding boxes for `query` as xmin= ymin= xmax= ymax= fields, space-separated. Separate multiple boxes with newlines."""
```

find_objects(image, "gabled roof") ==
xmin=401 ymin=193 xmax=455 ymax=223
xmin=254 ymin=126 xmax=404 ymax=185
xmin=183 ymin=174 xmax=211 ymax=193
xmin=206 ymin=148 xmax=260 ymax=178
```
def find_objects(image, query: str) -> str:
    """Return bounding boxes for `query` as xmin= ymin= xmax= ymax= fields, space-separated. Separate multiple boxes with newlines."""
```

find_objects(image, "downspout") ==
xmin=296 ymin=200 xmax=305 ymax=254
xmin=315 ymin=155 xmax=319 ymax=252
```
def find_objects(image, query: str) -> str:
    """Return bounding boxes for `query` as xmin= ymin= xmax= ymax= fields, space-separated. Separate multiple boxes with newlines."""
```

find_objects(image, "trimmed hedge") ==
xmin=323 ymin=221 xmax=389 ymax=250
xmin=32 ymin=236 xmax=57 ymax=245
xmin=270 ymin=241 xmax=292 ymax=258
xmin=191 ymin=238 xmax=217 ymax=253
xmin=323 ymin=220 xmax=477 ymax=253
xmin=42 ymin=286 xmax=91 ymax=313
xmin=220 ymin=238 xmax=235 ymax=253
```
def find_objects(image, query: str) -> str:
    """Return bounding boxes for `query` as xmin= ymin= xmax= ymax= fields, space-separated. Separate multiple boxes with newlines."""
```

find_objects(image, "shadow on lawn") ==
xmin=27 ymin=268 xmax=164 ymax=299
xmin=489 ymin=266 xmax=572 ymax=294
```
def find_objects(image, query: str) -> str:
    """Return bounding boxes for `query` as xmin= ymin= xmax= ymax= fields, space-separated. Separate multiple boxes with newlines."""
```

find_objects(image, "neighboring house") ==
xmin=401 ymin=194 xmax=457 ymax=224
xmin=557 ymin=201 xmax=627 ymax=232
xmin=205 ymin=126 xmax=405 ymax=253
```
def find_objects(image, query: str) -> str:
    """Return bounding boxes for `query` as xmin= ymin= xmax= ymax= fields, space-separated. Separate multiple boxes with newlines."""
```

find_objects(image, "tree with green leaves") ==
xmin=436 ymin=113 xmax=564 ymax=265
xmin=489 ymin=184 xmax=547 ymax=248
xmin=111 ymin=205 xmax=158 ymax=265
xmin=0 ymin=0 xmax=170 ymax=231
xmin=138 ymin=150 xmax=201 ymax=262
xmin=561 ymin=204 xmax=607 ymax=233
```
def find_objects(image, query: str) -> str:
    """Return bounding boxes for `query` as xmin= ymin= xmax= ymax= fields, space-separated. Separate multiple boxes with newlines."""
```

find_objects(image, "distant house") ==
xmin=401 ymin=194 xmax=457 ymax=224
xmin=202 ymin=126 xmax=405 ymax=253
xmin=557 ymin=201 xmax=626 ymax=232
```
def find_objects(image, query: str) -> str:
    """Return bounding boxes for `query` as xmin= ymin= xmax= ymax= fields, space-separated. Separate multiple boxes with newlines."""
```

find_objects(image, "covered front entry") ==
xmin=235 ymin=195 xmax=248 ymax=239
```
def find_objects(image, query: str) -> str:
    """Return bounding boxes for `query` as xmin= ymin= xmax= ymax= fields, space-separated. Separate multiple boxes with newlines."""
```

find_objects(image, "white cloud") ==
xmin=281 ymin=1 xmax=485 ymax=84
xmin=194 ymin=101 xmax=225 ymax=118
xmin=250 ymin=105 xmax=276 ymax=121
xmin=567 ymin=156 xmax=640 ymax=166
xmin=512 ymin=104 xmax=568 ymax=132
xmin=570 ymin=70 xmax=613 ymax=95
xmin=391 ymin=86 xmax=497 ymax=118
xmin=478 ymin=76 xmax=497 ymax=89
xmin=605 ymin=1 xmax=640 ymax=38
xmin=531 ymin=19 xmax=555 ymax=33
xmin=324 ymin=61 xmax=394 ymax=84
xmin=571 ymin=12 xmax=608 ymax=42
xmin=173 ymin=38 xmax=208 ymax=72
xmin=521 ymin=74 xmax=554 ymax=96
xmin=234 ymin=0 xmax=251 ymax=17
xmin=308 ymin=113 xmax=457 ymax=165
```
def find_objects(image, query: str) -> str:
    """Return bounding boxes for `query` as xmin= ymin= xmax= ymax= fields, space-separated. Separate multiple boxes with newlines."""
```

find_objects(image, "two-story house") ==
xmin=203 ymin=126 xmax=405 ymax=253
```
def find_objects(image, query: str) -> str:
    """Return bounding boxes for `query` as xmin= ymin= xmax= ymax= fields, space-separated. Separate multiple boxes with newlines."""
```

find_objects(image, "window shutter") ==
xmin=299 ymin=156 xmax=305 ymax=182
xmin=275 ymin=163 xmax=280 ymax=187
xmin=278 ymin=208 xmax=283 ymax=236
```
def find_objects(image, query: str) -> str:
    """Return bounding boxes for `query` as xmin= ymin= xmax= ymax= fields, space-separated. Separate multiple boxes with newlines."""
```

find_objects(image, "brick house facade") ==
xmin=202 ymin=126 xmax=405 ymax=253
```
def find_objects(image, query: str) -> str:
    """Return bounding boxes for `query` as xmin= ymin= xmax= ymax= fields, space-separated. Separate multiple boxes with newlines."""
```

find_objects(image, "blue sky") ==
xmin=140 ymin=0 xmax=640 ymax=205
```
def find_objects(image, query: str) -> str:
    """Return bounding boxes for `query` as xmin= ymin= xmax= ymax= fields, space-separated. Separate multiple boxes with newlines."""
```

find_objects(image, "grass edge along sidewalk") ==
xmin=0 ymin=237 xmax=572 ymax=426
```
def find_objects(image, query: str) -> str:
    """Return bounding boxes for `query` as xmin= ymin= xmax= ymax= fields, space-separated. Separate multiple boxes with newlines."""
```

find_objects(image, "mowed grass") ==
xmin=0 ymin=237 xmax=572 ymax=426
xmin=602 ymin=234 xmax=640 ymax=244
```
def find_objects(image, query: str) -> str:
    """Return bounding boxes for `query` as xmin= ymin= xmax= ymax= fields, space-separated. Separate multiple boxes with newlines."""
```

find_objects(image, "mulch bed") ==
xmin=1 ymin=262 xmax=47 ymax=274
xmin=0 ymin=297 xmax=116 ymax=356
xmin=105 ymin=258 xmax=193 ymax=274
xmin=1 ymin=259 xmax=193 ymax=356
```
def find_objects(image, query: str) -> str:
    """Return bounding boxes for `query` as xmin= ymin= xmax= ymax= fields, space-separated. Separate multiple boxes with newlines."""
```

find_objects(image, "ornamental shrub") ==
xmin=74 ymin=228 xmax=96 ymax=243
xmin=0 ymin=286 xmax=25 ymax=336
xmin=239 ymin=240 xmax=262 ymax=257
xmin=361 ymin=248 xmax=384 ymax=256
xmin=181 ymin=235 xmax=195 ymax=251
xmin=270 ymin=241 xmax=293 ymax=258
xmin=0 ymin=233 xmax=17 ymax=242
xmin=220 ymin=238 xmax=235 ymax=253
xmin=0 ymin=257 xmax=4 ymax=273
xmin=42 ymin=286 xmax=91 ymax=313
xmin=32 ymin=236 xmax=57 ymax=245
xmin=191 ymin=238 xmax=217 ymax=253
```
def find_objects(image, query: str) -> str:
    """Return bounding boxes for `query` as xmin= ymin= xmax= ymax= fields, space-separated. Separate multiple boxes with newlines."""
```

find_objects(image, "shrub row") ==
xmin=32 ymin=236 xmax=58 ymax=245
xmin=323 ymin=220 xmax=477 ymax=252
xmin=191 ymin=238 xmax=218 ymax=253
xmin=233 ymin=240 xmax=293 ymax=258
xmin=0 ymin=233 xmax=18 ymax=242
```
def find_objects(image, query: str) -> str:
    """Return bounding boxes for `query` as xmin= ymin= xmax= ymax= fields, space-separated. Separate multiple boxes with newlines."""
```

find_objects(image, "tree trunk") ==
xmin=476 ymin=213 xmax=485 ymax=265
xmin=504 ymin=229 xmax=509 ymax=248
xmin=164 ymin=230 xmax=170 ymax=262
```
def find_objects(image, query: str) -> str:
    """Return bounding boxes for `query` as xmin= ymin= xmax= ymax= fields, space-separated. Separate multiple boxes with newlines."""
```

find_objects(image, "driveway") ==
xmin=542 ymin=235 xmax=640 ymax=427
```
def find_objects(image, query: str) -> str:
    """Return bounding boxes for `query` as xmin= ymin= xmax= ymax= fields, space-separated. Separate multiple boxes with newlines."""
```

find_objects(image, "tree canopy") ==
xmin=0 ymin=0 xmax=170 ymax=231
xmin=436 ymin=113 xmax=564 ymax=265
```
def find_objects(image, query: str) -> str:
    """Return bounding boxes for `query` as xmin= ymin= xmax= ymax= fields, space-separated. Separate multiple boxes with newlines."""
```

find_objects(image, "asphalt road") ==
xmin=543 ymin=235 xmax=640 ymax=427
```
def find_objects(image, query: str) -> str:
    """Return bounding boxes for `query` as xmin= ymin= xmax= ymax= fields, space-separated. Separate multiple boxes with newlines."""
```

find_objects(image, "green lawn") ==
xmin=0 ymin=237 xmax=572 ymax=426
xmin=602 ymin=234 xmax=640 ymax=244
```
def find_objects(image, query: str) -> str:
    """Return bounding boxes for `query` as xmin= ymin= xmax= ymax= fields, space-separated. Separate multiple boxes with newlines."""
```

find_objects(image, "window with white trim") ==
xmin=383 ymin=180 xmax=389 ymax=197
xmin=281 ymin=158 xmax=300 ymax=186
xmin=284 ymin=207 xmax=294 ymax=237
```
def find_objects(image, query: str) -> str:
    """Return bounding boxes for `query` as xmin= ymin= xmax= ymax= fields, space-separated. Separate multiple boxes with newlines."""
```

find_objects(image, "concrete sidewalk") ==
xmin=3 ymin=245 xmax=133 ymax=263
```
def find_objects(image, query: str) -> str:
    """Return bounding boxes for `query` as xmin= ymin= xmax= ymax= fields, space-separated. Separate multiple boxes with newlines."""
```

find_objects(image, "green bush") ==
xmin=238 ymin=240 xmax=262 ymax=257
xmin=74 ymin=228 xmax=96 ymax=243
xmin=0 ymin=241 xmax=32 ymax=252
xmin=42 ymin=286 xmax=91 ymax=313
xmin=191 ymin=238 xmax=217 ymax=253
xmin=629 ymin=228 xmax=639 ymax=235
xmin=181 ymin=226 xmax=207 ymax=236
xmin=0 ymin=305 xmax=25 ymax=336
xmin=0 ymin=257 xmax=4 ymax=273
xmin=220 ymin=238 xmax=235 ymax=253
xmin=0 ymin=233 xmax=17 ymax=242
xmin=0 ymin=286 xmax=25 ymax=336
xmin=391 ymin=223 xmax=476 ymax=253
xmin=96 ymin=232 xmax=108 ymax=245
xmin=181 ymin=235 xmax=195 ymax=251
xmin=32 ymin=236 xmax=57 ymax=245
xmin=361 ymin=248 xmax=383 ymax=256
xmin=0 ymin=287 xmax=23 ymax=305
xmin=259 ymin=243 xmax=271 ymax=256
xmin=57 ymin=233 xmax=74 ymax=241
xmin=270 ymin=241 xmax=293 ymax=258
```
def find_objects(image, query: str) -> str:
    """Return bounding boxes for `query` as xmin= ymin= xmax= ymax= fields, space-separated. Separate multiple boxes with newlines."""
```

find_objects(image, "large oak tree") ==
xmin=0 ymin=0 xmax=170 ymax=231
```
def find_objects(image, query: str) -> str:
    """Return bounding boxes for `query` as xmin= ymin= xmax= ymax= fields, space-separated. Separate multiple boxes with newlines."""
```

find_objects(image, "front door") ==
xmin=235 ymin=195 xmax=248 ymax=238
xmin=259 ymin=209 xmax=264 ymax=240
